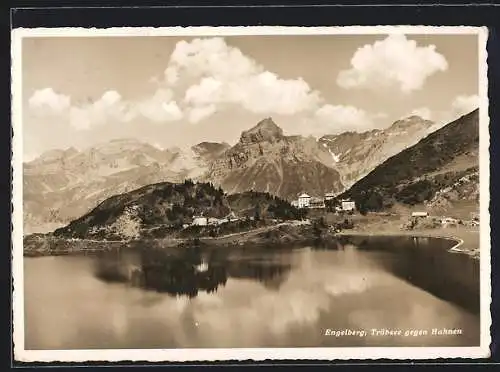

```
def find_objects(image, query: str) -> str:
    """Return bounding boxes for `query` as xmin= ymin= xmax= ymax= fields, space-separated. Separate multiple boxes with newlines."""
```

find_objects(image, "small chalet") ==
xmin=309 ymin=197 xmax=326 ymax=209
xmin=411 ymin=211 xmax=429 ymax=218
xmin=340 ymin=199 xmax=356 ymax=212
xmin=298 ymin=193 xmax=311 ymax=208
xmin=324 ymin=192 xmax=336 ymax=201
xmin=192 ymin=216 xmax=209 ymax=226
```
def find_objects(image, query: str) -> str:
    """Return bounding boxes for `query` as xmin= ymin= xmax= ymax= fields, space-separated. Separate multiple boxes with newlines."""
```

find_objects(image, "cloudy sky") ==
xmin=21 ymin=33 xmax=480 ymax=160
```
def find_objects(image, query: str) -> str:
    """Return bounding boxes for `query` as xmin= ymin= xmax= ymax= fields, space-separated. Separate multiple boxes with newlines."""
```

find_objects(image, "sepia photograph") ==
xmin=11 ymin=26 xmax=490 ymax=362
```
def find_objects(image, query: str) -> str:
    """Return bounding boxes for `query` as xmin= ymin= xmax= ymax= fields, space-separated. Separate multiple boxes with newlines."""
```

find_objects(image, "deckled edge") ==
xmin=11 ymin=25 xmax=491 ymax=363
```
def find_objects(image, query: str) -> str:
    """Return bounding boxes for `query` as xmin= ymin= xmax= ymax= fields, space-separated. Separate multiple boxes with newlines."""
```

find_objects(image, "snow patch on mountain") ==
xmin=328 ymin=148 xmax=341 ymax=163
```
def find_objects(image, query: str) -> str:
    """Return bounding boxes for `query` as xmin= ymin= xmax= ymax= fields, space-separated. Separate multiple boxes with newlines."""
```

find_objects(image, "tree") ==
xmin=312 ymin=218 xmax=326 ymax=239
xmin=358 ymin=202 xmax=368 ymax=216
xmin=364 ymin=192 xmax=384 ymax=211
xmin=254 ymin=206 xmax=261 ymax=221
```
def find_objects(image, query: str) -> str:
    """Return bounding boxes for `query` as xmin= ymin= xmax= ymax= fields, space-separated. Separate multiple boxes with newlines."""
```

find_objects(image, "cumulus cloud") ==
xmin=136 ymin=88 xmax=183 ymax=123
xmin=167 ymin=37 xmax=321 ymax=117
xmin=311 ymin=104 xmax=379 ymax=134
xmin=409 ymin=107 xmax=433 ymax=120
xmin=449 ymin=94 xmax=479 ymax=118
xmin=188 ymin=104 xmax=217 ymax=124
xmin=431 ymin=94 xmax=479 ymax=129
xmin=28 ymin=88 xmax=71 ymax=114
xmin=67 ymin=90 xmax=135 ymax=130
xmin=414 ymin=94 xmax=478 ymax=123
xmin=164 ymin=66 xmax=180 ymax=86
xmin=337 ymin=34 xmax=448 ymax=93
xmin=28 ymin=87 xmax=183 ymax=130
xmin=28 ymin=38 xmax=398 ymax=135
xmin=408 ymin=94 xmax=479 ymax=136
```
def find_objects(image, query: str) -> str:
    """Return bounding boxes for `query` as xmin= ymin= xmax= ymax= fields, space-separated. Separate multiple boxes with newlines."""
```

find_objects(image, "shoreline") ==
xmin=336 ymin=226 xmax=479 ymax=259
xmin=23 ymin=221 xmax=480 ymax=259
xmin=22 ymin=222 xmax=315 ymax=256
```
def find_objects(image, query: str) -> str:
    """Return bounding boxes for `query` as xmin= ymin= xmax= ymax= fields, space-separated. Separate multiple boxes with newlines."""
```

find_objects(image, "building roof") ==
xmin=325 ymin=192 xmax=336 ymax=197
xmin=298 ymin=193 xmax=311 ymax=198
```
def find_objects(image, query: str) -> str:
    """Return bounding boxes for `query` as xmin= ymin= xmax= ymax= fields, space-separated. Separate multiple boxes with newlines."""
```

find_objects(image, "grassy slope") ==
xmin=339 ymin=109 xmax=479 ymax=211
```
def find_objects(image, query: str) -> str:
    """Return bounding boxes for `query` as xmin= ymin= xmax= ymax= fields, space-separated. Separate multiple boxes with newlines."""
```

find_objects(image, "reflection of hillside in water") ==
xmin=226 ymin=260 xmax=292 ymax=290
xmin=93 ymin=247 xmax=292 ymax=297
xmin=341 ymin=235 xmax=480 ymax=314
xmin=27 ymin=239 xmax=480 ymax=349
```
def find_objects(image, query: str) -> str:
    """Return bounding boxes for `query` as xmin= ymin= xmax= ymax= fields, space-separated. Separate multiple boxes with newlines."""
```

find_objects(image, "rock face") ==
xmin=239 ymin=117 xmax=284 ymax=144
xmin=318 ymin=115 xmax=436 ymax=188
xmin=339 ymin=109 xmax=479 ymax=212
xmin=201 ymin=118 xmax=344 ymax=200
xmin=191 ymin=142 xmax=231 ymax=162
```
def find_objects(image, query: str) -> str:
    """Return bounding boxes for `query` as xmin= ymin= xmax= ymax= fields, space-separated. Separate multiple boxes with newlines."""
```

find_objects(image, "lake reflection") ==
xmin=92 ymin=245 xmax=292 ymax=298
xmin=24 ymin=237 xmax=480 ymax=349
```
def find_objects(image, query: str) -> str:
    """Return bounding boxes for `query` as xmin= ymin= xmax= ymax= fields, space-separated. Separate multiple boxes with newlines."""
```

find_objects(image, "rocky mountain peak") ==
xmin=108 ymin=137 xmax=142 ymax=144
xmin=192 ymin=141 xmax=230 ymax=155
xmin=390 ymin=115 xmax=434 ymax=131
xmin=240 ymin=117 xmax=284 ymax=144
xmin=64 ymin=146 xmax=79 ymax=155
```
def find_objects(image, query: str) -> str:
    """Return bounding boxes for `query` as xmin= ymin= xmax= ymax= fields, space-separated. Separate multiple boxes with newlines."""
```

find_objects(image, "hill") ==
xmin=338 ymin=109 xmax=479 ymax=212
xmin=52 ymin=181 xmax=305 ymax=240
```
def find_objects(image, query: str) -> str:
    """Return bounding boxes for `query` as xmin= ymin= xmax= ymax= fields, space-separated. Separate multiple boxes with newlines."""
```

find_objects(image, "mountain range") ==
xmin=339 ymin=109 xmax=479 ymax=214
xmin=23 ymin=112 xmax=468 ymax=232
xmin=318 ymin=115 xmax=436 ymax=188
xmin=23 ymin=139 xmax=229 ymax=232
xmin=199 ymin=118 xmax=344 ymax=200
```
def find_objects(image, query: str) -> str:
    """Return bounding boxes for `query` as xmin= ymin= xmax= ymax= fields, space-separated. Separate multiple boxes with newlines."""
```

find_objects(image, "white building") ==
xmin=309 ymin=197 xmax=325 ymax=209
xmin=224 ymin=212 xmax=239 ymax=222
xmin=341 ymin=200 xmax=356 ymax=211
xmin=298 ymin=193 xmax=311 ymax=208
xmin=411 ymin=211 xmax=428 ymax=218
xmin=324 ymin=192 xmax=336 ymax=201
xmin=442 ymin=217 xmax=458 ymax=225
xmin=207 ymin=217 xmax=221 ymax=226
xmin=192 ymin=216 xmax=208 ymax=226
xmin=291 ymin=200 xmax=299 ymax=207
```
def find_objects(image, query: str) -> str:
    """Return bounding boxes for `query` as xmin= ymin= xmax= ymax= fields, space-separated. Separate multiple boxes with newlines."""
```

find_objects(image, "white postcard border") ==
xmin=11 ymin=25 xmax=491 ymax=362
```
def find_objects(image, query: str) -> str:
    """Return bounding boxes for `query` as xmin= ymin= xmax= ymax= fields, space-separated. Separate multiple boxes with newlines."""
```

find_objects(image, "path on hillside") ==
xmin=199 ymin=222 xmax=289 ymax=243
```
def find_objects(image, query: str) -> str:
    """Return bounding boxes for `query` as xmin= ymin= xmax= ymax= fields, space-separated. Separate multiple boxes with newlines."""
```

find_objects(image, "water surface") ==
xmin=24 ymin=236 xmax=480 ymax=349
